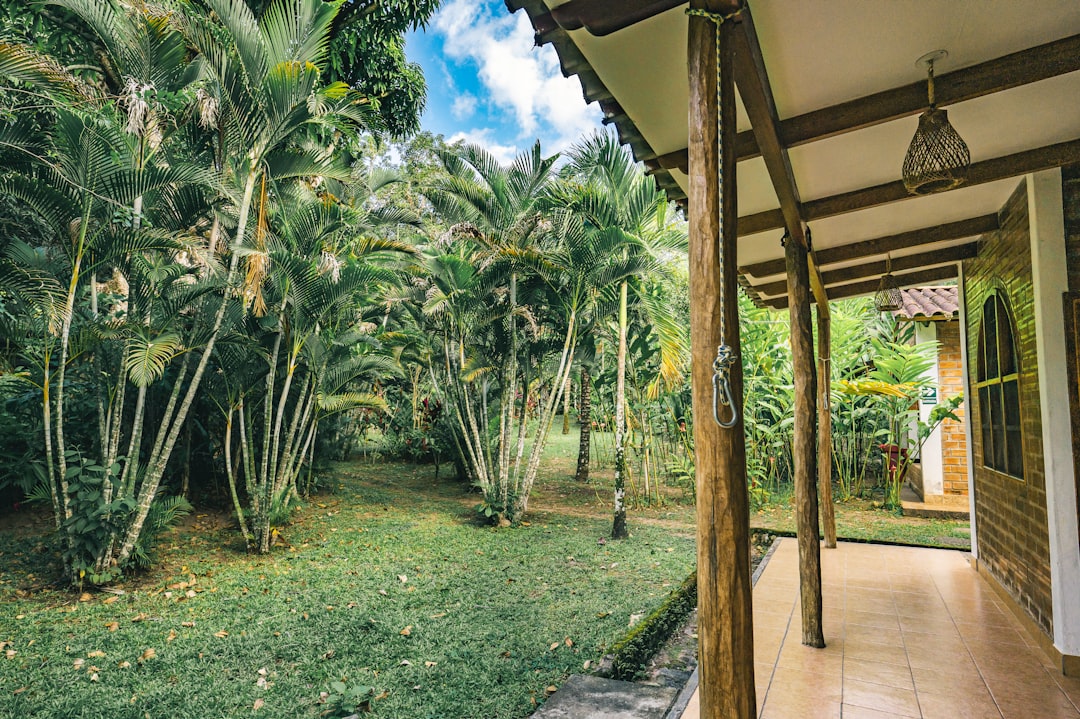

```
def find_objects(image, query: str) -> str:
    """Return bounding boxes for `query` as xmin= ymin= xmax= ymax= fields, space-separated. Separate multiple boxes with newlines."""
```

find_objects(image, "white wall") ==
xmin=914 ymin=322 xmax=944 ymax=497
xmin=1027 ymin=169 xmax=1080 ymax=659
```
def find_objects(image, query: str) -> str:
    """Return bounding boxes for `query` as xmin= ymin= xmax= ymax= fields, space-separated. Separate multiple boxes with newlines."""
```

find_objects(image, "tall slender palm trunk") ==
xmin=575 ymin=369 xmax=591 ymax=481
xmin=612 ymin=280 xmax=629 ymax=539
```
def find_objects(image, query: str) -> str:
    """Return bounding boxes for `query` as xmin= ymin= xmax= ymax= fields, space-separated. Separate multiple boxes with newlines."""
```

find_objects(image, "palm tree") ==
xmin=421 ymin=141 xmax=558 ymax=522
xmin=225 ymin=172 xmax=411 ymax=552
xmin=561 ymin=131 xmax=687 ymax=539
xmin=0 ymin=0 xmax=381 ymax=581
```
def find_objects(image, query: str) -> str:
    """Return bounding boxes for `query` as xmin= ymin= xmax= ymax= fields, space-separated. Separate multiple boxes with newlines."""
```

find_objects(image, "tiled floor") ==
xmin=679 ymin=539 xmax=1080 ymax=718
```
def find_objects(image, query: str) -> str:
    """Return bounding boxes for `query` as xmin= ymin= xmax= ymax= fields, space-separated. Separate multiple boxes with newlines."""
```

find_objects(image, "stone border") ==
xmin=661 ymin=535 xmax=782 ymax=719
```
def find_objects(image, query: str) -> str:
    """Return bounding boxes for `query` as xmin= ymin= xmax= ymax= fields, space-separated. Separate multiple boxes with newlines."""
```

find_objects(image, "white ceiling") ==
xmin=532 ymin=0 xmax=1080 ymax=302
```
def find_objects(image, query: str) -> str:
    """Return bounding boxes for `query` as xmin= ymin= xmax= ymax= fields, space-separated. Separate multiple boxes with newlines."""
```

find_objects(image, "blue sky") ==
xmin=405 ymin=0 xmax=605 ymax=163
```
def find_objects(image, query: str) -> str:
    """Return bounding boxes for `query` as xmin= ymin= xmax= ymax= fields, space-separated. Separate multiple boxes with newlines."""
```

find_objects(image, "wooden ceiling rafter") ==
xmin=751 ymin=243 xmax=979 ymax=297
xmin=731 ymin=4 xmax=829 ymax=309
xmin=741 ymin=213 xmax=999 ymax=278
xmin=764 ymin=265 xmax=961 ymax=310
xmin=645 ymin=33 xmax=1080 ymax=173
xmin=739 ymin=137 xmax=1080 ymax=235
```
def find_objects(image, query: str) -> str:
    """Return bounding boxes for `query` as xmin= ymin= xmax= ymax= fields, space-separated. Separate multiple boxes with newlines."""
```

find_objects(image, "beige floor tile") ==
xmin=844 ymin=624 xmax=905 ymax=648
xmin=842 ymin=657 xmax=914 ymax=690
xmin=954 ymin=622 xmax=1030 ymax=647
xmin=910 ymin=663 xmax=985 ymax=696
xmin=904 ymin=638 xmax=971 ymax=669
xmin=776 ymin=639 xmax=844 ymax=674
xmin=760 ymin=691 xmax=841 ymax=719
xmin=771 ymin=665 xmax=843 ymax=698
xmin=842 ymin=677 xmax=920 ymax=717
xmin=847 ymin=609 xmax=901 ymax=630
xmin=843 ymin=639 xmax=910 ymax=667
xmin=995 ymin=695 xmax=1080 ymax=719
xmin=917 ymin=689 xmax=1003 ymax=719
xmin=897 ymin=613 xmax=956 ymax=634
xmin=840 ymin=705 xmax=910 ymax=719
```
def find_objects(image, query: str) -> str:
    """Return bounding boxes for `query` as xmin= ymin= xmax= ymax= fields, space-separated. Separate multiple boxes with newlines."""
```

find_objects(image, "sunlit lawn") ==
xmin=0 ymin=454 xmax=694 ymax=719
xmin=0 ymin=426 xmax=971 ymax=718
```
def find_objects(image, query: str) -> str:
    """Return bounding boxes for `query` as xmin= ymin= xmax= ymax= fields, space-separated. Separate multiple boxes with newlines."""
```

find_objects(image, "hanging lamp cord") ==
xmin=687 ymin=6 xmax=742 ymax=428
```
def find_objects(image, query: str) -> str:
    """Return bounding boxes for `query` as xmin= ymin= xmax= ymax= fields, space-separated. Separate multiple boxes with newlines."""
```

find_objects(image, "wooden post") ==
xmin=786 ymin=237 xmax=825 ymax=647
xmin=818 ymin=310 xmax=837 ymax=548
xmin=688 ymin=7 xmax=756 ymax=718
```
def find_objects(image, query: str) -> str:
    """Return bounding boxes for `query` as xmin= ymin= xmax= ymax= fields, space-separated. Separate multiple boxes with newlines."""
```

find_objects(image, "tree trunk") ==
xmin=562 ymin=373 xmax=572 ymax=434
xmin=818 ymin=311 xmax=837 ymax=549
xmin=575 ymin=369 xmax=591 ymax=482
xmin=786 ymin=235 xmax=825 ymax=648
xmin=612 ymin=280 xmax=629 ymax=539
xmin=688 ymin=10 xmax=756 ymax=718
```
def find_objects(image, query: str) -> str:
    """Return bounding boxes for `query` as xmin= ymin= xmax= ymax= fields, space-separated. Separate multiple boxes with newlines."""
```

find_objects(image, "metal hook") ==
xmin=711 ymin=344 xmax=739 ymax=428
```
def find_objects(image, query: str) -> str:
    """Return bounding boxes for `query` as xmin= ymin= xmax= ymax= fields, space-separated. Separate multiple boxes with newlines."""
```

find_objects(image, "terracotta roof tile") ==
xmin=893 ymin=286 xmax=959 ymax=321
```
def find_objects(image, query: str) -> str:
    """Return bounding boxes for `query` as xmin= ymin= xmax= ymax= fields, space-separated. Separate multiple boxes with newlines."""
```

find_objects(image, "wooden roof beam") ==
xmin=763 ymin=265 xmax=960 ymax=310
xmin=741 ymin=213 xmax=999 ymax=278
xmin=644 ymin=33 xmax=1080 ymax=170
xmin=739 ymin=138 xmax=1080 ymax=236
xmin=732 ymin=7 xmax=828 ymax=310
xmin=751 ymin=243 xmax=978 ymax=297
xmin=781 ymin=32 xmax=1080 ymax=150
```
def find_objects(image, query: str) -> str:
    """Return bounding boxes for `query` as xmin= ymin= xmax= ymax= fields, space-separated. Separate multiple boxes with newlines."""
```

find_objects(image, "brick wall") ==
xmin=1063 ymin=164 xmax=1080 ymax=567
xmin=1063 ymin=165 xmax=1080 ymax=294
xmin=962 ymin=179 xmax=1053 ymax=636
xmin=937 ymin=321 xmax=968 ymax=496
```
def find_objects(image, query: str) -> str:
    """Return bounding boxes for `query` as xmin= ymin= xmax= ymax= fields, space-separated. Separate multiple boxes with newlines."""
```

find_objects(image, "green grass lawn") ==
xmin=0 ymin=425 xmax=973 ymax=718
xmin=750 ymin=490 xmax=972 ymax=549
xmin=0 ymin=460 xmax=695 ymax=719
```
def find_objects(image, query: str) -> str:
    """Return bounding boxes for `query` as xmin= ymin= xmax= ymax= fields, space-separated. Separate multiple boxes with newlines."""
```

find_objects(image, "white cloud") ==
xmin=432 ymin=0 xmax=601 ymax=155
xmin=451 ymin=92 xmax=478 ymax=121
xmin=446 ymin=129 xmax=519 ymax=165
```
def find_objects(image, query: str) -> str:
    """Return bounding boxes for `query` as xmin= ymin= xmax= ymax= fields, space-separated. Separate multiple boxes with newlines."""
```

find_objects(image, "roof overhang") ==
xmin=505 ymin=0 xmax=1080 ymax=306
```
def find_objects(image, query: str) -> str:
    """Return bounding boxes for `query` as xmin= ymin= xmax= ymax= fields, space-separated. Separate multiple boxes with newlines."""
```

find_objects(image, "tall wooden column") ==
xmin=786 ymin=238 xmax=825 ymax=647
xmin=818 ymin=311 xmax=837 ymax=548
xmin=688 ymin=6 xmax=756 ymax=718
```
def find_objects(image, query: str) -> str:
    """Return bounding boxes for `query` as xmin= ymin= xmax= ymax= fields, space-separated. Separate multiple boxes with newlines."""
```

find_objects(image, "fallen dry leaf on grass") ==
xmin=399 ymin=626 xmax=412 ymax=636
xmin=105 ymin=622 xmax=119 ymax=632
xmin=87 ymin=650 xmax=105 ymax=658
xmin=139 ymin=648 xmax=156 ymax=662
xmin=213 ymin=631 xmax=228 ymax=638
xmin=181 ymin=621 xmax=194 ymax=628
xmin=253 ymin=698 xmax=264 ymax=711
xmin=166 ymin=630 xmax=177 ymax=642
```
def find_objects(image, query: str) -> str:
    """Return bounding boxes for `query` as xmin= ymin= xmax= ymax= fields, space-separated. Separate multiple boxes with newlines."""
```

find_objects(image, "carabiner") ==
xmin=711 ymin=344 xmax=739 ymax=429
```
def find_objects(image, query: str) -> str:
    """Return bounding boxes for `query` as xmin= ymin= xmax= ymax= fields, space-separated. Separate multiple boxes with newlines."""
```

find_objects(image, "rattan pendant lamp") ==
xmin=874 ymin=253 xmax=903 ymax=313
xmin=902 ymin=50 xmax=971 ymax=195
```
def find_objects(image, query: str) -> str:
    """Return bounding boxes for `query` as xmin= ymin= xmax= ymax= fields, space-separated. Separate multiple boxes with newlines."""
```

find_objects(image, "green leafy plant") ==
xmin=324 ymin=680 xmax=375 ymax=716
xmin=836 ymin=337 xmax=962 ymax=509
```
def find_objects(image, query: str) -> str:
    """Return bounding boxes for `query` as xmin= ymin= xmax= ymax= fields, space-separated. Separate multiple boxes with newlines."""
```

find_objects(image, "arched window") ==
xmin=975 ymin=293 xmax=1023 ymax=478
